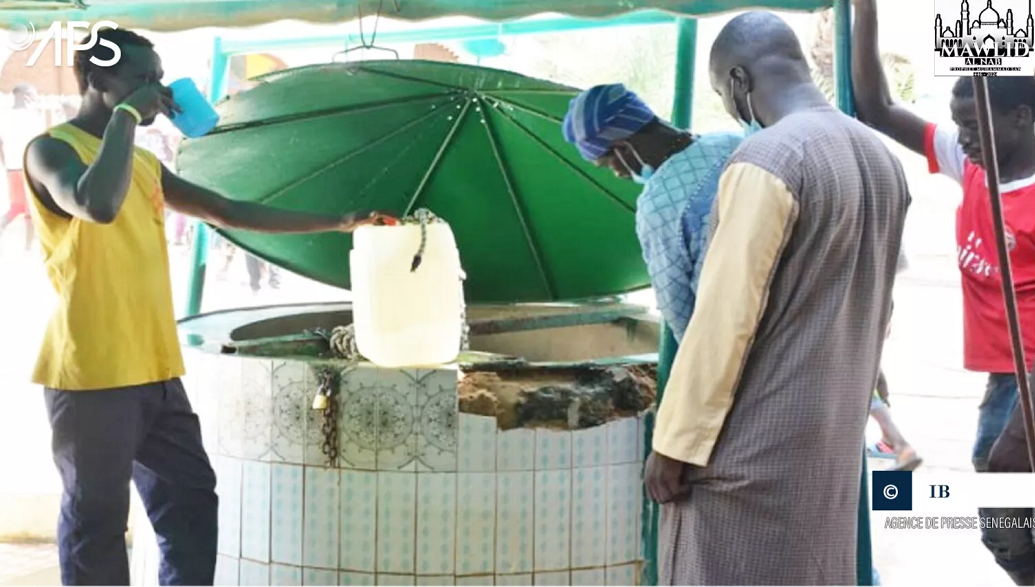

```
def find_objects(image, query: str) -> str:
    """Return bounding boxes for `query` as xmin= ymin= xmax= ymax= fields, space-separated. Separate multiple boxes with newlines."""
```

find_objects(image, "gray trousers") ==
xmin=45 ymin=378 xmax=218 ymax=585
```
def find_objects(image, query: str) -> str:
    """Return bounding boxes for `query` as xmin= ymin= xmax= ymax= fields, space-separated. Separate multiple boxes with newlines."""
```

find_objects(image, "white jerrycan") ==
xmin=350 ymin=218 xmax=464 ymax=367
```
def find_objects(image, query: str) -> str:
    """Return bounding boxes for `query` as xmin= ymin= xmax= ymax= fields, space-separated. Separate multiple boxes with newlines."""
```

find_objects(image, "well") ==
xmin=131 ymin=301 xmax=658 ymax=586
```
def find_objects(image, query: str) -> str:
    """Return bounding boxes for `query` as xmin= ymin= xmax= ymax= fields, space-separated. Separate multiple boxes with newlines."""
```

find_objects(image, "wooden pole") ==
xmin=971 ymin=75 xmax=1035 ymax=471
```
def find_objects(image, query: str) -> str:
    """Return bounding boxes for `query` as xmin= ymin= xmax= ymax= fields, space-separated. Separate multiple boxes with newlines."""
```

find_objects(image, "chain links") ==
xmin=312 ymin=367 xmax=340 ymax=467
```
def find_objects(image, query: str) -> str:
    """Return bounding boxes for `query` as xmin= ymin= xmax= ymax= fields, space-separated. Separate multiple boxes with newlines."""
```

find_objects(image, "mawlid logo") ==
xmin=933 ymin=0 xmax=1035 ymax=76
xmin=5 ymin=20 xmax=121 ymax=67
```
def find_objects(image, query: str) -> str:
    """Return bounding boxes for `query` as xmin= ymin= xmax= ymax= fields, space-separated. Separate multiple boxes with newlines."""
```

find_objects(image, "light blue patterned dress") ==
xmin=635 ymin=132 xmax=743 ymax=340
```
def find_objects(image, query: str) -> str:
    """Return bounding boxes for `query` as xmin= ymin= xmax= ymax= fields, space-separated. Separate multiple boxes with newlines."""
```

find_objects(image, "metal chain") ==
xmin=312 ymin=367 xmax=339 ymax=467
xmin=404 ymin=208 xmax=436 ymax=271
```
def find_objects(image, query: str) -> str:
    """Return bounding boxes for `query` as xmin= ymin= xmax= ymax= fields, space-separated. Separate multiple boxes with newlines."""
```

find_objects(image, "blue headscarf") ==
xmin=562 ymin=84 xmax=656 ymax=161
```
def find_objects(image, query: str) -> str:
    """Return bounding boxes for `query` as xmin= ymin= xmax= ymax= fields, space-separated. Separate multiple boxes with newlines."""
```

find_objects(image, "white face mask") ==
xmin=730 ymin=79 xmax=762 ymax=136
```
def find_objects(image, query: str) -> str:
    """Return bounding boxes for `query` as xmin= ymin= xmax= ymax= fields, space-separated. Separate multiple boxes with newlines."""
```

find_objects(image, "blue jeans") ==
xmin=974 ymin=374 xmax=1035 ymax=585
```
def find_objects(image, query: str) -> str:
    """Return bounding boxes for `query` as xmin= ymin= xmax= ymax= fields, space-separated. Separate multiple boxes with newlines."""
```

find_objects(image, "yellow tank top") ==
xmin=26 ymin=123 xmax=184 ymax=390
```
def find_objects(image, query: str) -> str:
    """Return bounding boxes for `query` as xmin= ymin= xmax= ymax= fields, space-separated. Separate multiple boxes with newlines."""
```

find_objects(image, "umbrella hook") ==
xmin=333 ymin=0 xmax=400 ymax=61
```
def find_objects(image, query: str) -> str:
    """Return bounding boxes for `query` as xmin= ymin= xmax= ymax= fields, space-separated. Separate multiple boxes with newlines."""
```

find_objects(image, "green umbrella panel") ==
xmin=176 ymin=60 xmax=648 ymax=303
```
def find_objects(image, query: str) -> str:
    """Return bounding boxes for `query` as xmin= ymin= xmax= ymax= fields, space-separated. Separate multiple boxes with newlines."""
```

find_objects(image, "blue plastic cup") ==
xmin=167 ymin=77 xmax=219 ymax=138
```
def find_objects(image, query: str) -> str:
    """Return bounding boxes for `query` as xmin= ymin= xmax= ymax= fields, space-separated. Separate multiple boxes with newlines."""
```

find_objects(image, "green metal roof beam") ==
xmin=219 ymin=11 xmax=678 ymax=56
xmin=0 ymin=1 xmax=834 ymax=33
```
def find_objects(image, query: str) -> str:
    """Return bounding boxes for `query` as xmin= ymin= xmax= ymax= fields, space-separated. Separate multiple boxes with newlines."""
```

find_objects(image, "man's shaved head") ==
xmin=710 ymin=11 xmax=808 ymax=75
xmin=708 ymin=11 xmax=819 ymax=129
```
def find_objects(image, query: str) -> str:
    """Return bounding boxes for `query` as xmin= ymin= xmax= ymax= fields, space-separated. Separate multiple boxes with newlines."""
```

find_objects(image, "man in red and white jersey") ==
xmin=852 ymin=0 xmax=1035 ymax=582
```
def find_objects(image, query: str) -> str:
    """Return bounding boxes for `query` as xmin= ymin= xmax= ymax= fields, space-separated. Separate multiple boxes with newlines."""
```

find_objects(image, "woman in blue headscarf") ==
xmin=561 ymin=83 xmax=743 ymax=341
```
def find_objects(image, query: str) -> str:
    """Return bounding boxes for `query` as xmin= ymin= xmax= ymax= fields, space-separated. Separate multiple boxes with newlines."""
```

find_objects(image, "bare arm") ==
xmin=23 ymin=110 xmax=138 ymax=223
xmin=851 ymin=0 xmax=929 ymax=155
xmin=162 ymin=166 xmax=386 ymax=233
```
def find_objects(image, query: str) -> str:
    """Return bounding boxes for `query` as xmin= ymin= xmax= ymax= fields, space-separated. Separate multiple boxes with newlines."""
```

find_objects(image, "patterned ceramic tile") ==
xmin=456 ymin=576 xmax=494 ymax=586
xmin=304 ymin=568 xmax=338 ymax=585
xmin=637 ymin=411 xmax=649 ymax=460
xmin=304 ymin=467 xmax=340 ymax=569
xmin=240 ymin=357 xmax=274 ymax=461
xmin=495 ymin=574 xmax=532 ymax=586
xmin=192 ymin=353 xmax=221 ymax=456
xmin=417 ymin=576 xmax=454 ymax=585
xmin=456 ymin=473 xmax=495 ymax=575
xmin=416 ymin=473 xmax=457 ymax=575
xmin=216 ymin=456 xmax=244 ymax=558
xmin=377 ymin=370 xmax=420 ymax=471
xmin=180 ymin=349 xmax=201 ymax=402
xmin=534 ymin=431 xmax=571 ymax=471
xmin=340 ymin=470 xmax=378 ymax=572
xmin=339 ymin=572 xmax=375 ymax=586
xmin=533 ymin=471 xmax=570 ymax=571
xmin=606 ymin=464 xmax=640 ymax=566
xmin=307 ymin=365 xmax=343 ymax=467
xmin=605 ymin=565 xmax=637 ymax=586
xmin=271 ymin=464 xmax=305 ymax=565
xmin=572 ymin=426 xmax=607 ymax=469
xmin=217 ymin=357 xmax=245 ymax=458
xmin=458 ymin=415 xmax=496 ymax=472
xmin=271 ymin=361 xmax=309 ymax=465
xmin=570 ymin=569 xmax=605 ymax=586
xmin=571 ymin=467 xmax=607 ymax=568
xmin=495 ymin=472 xmax=533 ymax=574
xmin=377 ymin=472 xmax=417 ymax=573
xmin=242 ymin=461 xmax=272 ymax=562
xmin=534 ymin=572 xmax=569 ymax=585
xmin=607 ymin=419 xmax=639 ymax=465
xmin=271 ymin=564 xmax=302 ymax=586
xmin=377 ymin=574 xmax=417 ymax=586
xmin=496 ymin=430 xmax=534 ymax=472
xmin=215 ymin=555 xmax=240 ymax=586
xmin=415 ymin=369 xmax=458 ymax=472
xmin=339 ymin=366 xmax=379 ymax=470
xmin=240 ymin=560 xmax=270 ymax=586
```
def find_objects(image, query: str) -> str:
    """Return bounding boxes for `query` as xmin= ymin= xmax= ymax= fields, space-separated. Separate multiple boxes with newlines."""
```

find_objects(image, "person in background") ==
xmin=246 ymin=251 xmax=280 ymax=292
xmin=0 ymin=84 xmax=45 ymax=253
xmin=868 ymin=253 xmax=923 ymax=471
xmin=852 ymin=0 xmax=1035 ymax=581
xmin=22 ymin=28 xmax=394 ymax=585
xmin=645 ymin=12 xmax=909 ymax=584
xmin=560 ymin=83 xmax=742 ymax=341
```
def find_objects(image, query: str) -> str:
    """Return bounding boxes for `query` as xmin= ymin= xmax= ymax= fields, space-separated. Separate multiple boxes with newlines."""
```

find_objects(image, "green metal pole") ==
xmin=831 ymin=1 xmax=874 ymax=584
xmin=219 ymin=11 xmax=678 ymax=56
xmin=183 ymin=36 xmax=229 ymax=318
xmin=640 ymin=17 xmax=697 ymax=587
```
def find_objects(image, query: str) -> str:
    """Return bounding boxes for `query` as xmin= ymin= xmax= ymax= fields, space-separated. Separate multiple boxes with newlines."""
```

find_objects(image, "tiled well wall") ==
xmin=131 ymin=349 xmax=645 ymax=586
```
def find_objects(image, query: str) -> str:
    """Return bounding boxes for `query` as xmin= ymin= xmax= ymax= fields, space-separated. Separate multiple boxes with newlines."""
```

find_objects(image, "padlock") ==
xmin=312 ymin=392 xmax=329 ymax=410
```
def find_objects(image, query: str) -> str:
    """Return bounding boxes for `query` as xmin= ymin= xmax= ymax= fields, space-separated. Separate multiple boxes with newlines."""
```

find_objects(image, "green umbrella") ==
xmin=177 ymin=60 xmax=648 ymax=303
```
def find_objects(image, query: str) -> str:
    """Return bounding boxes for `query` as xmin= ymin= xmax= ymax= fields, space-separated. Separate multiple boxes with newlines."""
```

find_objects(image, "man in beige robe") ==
xmin=644 ymin=12 xmax=911 ymax=585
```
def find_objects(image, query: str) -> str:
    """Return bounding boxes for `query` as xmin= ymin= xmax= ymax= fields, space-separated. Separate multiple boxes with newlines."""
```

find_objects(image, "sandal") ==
xmin=867 ymin=440 xmax=896 ymax=459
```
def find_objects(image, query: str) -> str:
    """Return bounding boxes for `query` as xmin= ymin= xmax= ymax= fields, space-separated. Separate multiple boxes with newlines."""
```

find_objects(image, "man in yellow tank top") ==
xmin=22 ymin=29 xmax=393 ymax=586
